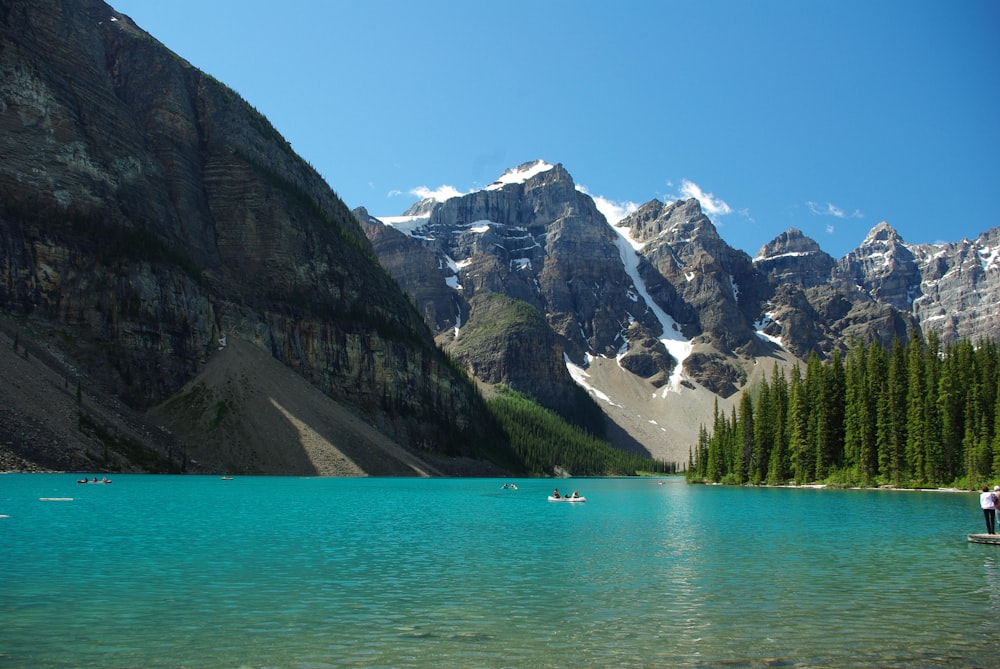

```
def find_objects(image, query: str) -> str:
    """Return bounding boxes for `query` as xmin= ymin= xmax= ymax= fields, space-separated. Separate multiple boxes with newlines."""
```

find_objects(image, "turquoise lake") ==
xmin=2 ymin=474 xmax=998 ymax=668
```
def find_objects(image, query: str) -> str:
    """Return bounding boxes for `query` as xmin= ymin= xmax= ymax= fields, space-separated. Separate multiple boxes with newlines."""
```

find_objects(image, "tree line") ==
xmin=488 ymin=387 xmax=680 ymax=476
xmin=687 ymin=332 xmax=1000 ymax=489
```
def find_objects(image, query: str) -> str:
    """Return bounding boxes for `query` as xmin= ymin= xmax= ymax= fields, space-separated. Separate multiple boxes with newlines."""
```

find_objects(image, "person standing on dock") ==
xmin=993 ymin=487 xmax=1000 ymax=531
xmin=979 ymin=486 xmax=997 ymax=534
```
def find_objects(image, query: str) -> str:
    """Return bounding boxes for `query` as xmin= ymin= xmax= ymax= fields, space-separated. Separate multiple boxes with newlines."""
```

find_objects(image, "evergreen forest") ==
xmin=488 ymin=387 xmax=679 ymax=476
xmin=687 ymin=333 xmax=1000 ymax=489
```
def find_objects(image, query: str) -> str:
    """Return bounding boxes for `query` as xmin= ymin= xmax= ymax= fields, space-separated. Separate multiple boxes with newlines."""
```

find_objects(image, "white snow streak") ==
xmin=979 ymin=245 xmax=999 ymax=272
xmin=610 ymin=223 xmax=693 ymax=394
xmin=565 ymin=354 xmax=621 ymax=407
xmin=754 ymin=313 xmax=782 ymax=347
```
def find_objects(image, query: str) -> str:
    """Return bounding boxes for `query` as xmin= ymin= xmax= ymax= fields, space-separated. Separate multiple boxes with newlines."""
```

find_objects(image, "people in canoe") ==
xmin=552 ymin=489 xmax=581 ymax=499
xmin=77 ymin=476 xmax=112 ymax=484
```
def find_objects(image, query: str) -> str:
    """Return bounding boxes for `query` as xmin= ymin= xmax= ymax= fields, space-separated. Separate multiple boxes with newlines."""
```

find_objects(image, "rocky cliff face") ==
xmin=754 ymin=228 xmax=836 ymax=289
xmin=842 ymin=223 xmax=1000 ymax=345
xmin=358 ymin=161 xmax=650 ymax=426
xmin=0 ymin=0 xmax=506 ymax=470
xmin=751 ymin=225 xmax=911 ymax=360
xmin=618 ymin=197 xmax=771 ymax=394
xmin=839 ymin=222 xmax=922 ymax=311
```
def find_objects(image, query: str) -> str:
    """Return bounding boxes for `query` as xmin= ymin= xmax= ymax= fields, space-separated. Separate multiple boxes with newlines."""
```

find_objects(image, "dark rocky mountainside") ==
xmin=0 ymin=0 xmax=512 ymax=473
xmin=3 ymin=0 xmax=996 ymax=474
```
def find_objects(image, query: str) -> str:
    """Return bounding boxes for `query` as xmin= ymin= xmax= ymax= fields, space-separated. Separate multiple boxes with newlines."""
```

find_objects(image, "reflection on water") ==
xmin=1 ymin=475 xmax=998 ymax=667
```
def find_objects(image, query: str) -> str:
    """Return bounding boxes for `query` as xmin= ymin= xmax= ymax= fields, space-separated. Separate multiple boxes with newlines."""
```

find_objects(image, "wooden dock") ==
xmin=968 ymin=533 xmax=1000 ymax=545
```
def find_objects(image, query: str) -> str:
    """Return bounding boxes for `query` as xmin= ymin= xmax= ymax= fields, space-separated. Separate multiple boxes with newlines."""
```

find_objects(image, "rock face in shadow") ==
xmin=0 ymin=0 xmax=509 ymax=471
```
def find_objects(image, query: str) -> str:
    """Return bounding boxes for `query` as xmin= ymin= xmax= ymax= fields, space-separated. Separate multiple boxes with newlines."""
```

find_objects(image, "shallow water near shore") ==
xmin=2 ymin=474 xmax=998 ymax=668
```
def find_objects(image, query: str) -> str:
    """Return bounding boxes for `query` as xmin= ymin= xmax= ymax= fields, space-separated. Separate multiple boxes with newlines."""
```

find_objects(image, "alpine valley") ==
xmin=2 ymin=0 xmax=998 ymax=476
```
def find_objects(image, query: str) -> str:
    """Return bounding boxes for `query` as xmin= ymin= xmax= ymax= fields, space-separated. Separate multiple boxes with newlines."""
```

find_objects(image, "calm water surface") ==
xmin=2 ymin=475 xmax=998 ymax=668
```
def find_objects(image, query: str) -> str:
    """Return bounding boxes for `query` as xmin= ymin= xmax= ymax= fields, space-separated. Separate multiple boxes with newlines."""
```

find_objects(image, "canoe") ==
xmin=548 ymin=495 xmax=586 ymax=502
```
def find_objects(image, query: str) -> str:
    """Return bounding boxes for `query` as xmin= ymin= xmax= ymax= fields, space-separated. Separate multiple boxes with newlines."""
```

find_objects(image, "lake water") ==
xmin=2 ymin=474 xmax=998 ymax=668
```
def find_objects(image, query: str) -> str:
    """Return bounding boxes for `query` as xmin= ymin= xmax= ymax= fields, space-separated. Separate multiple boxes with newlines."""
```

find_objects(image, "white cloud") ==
xmin=593 ymin=196 xmax=639 ymax=225
xmin=808 ymin=201 xmax=863 ymax=219
xmin=410 ymin=184 xmax=464 ymax=202
xmin=387 ymin=189 xmax=403 ymax=198
xmin=679 ymin=179 xmax=732 ymax=217
xmin=826 ymin=224 xmax=836 ymax=235
xmin=577 ymin=185 xmax=638 ymax=225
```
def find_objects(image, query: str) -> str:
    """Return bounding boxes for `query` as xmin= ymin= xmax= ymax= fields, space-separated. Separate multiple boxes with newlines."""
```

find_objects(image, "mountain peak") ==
xmin=754 ymin=228 xmax=835 ymax=288
xmin=485 ymin=160 xmax=557 ymax=191
xmin=862 ymin=221 xmax=903 ymax=247
xmin=619 ymin=198 xmax=709 ymax=245
xmin=754 ymin=228 xmax=823 ymax=261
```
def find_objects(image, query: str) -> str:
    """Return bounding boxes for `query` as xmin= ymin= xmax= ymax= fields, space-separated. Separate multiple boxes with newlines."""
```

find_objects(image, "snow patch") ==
xmin=565 ymin=354 xmax=622 ymax=407
xmin=379 ymin=214 xmax=431 ymax=237
xmin=754 ymin=313 xmax=783 ymax=347
xmin=753 ymin=250 xmax=815 ymax=262
xmin=486 ymin=160 xmax=554 ymax=191
xmin=467 ymin=219 xmax=493 ymax=233
xmin=979 ymin=245 xmax=999 ymax=272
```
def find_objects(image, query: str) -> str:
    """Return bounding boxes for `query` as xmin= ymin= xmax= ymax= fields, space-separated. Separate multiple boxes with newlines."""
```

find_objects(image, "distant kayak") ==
xmin=548 ymin=495 xmax=585 ymax=502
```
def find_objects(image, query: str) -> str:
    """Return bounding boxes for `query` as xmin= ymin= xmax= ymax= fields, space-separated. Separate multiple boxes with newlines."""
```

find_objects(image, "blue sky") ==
xmin=109 ymin=1 xmax=999 ymax=259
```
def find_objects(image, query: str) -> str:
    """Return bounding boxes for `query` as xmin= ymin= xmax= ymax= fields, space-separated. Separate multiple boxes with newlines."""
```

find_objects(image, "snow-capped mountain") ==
xmin=358 ymin=160 xmax=999 ymax=461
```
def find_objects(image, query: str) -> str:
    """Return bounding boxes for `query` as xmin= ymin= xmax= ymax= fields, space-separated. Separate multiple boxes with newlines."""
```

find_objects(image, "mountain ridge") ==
xmin=361 ymin=159 xmax=998 ymax=462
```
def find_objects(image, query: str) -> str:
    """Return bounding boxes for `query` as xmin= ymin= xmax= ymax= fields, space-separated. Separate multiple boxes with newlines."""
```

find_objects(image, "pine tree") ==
xmin=805 ymin=352 xmax=830 ymax=480
xmin=767 ymin=365 xmax=790 ymax=484
xmin=751 ymin=375 xmax=772 ymax=484
xmin=937 ymin=342 xmax=963 ymax=482
xmin=706 ymin=399 xmax=724 ymax=481
xmin=863 ymin=343 xmax=886 ymax=482
xmin=905 ymin=330 xmax=926 ymax=484
xmin=922 ymin=332 xmax=944 ymax=483
xmin=737 ymin=391 xmax=754 ymax=484
xmin=844 ymin=339 xmax=865 ymax=479
xmin=788 ymin=366 xmax=810 ymax=483
xmin=880 ymin=339 xmax=908 ymax=485
xmin=825 ymin=349 xmax=846 ymax=473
